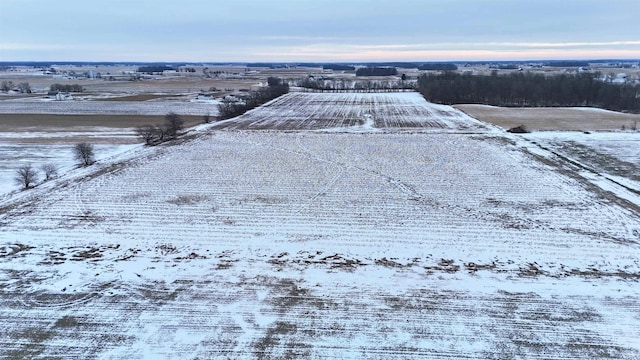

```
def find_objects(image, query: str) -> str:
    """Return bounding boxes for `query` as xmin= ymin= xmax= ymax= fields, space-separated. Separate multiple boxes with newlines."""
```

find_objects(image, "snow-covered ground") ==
xmin=0 ymin=141 xmax=139 ymax=196
xmin=214 ymin=92 xmax=489 ymax=131
xmin=0 ymin=99 xmax=218 ymax=116
xmin=522 ymin=131 xmax=640 ymax=193
xmin=1 ymin=93 xmax=639 ymax=359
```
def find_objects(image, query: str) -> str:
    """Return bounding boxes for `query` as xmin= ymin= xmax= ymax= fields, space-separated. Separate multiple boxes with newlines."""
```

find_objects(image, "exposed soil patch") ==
xmin=0 ymin=113 xmax=202 ymax=132
xmin=0 ymin=243 xmax=35 ymax=258
xmin=167 ymin=194 xmax=209 ymax=206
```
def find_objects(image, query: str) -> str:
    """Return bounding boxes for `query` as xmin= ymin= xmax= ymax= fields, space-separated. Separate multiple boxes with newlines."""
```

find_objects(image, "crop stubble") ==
xmin=0 ymin=93 xmax=639 ymax=358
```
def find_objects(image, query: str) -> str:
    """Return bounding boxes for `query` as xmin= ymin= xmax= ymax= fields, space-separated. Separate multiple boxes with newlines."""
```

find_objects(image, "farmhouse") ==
xmin=47 ymin=91 xmax=73 ymax=101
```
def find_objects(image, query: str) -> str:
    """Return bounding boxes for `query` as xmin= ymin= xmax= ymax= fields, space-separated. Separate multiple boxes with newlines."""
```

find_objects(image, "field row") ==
xmin=0 ymin=99 xmax=218 ymax=116
xmin=3 ymin=132 xmax=635 ymax=250
xmin=2 ymin=254 xmax=638 ymax=359
xmin=1 ymin=130 xmax=639 ymax=358
xmin=1 ymin=88 xmax=639 ymax=358
xmin=214 ymin=92 xmax=490 ymax=130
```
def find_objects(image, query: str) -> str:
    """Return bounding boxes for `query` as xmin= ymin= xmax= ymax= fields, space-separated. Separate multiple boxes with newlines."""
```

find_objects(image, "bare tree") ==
xmin=74 ymin=142 xmax=95 ymax=166
xmin=15 ymin=164 xmax=38 ymax=190
xmin=156 ymin=124 xmax=170 ymax=142
xmin=17 ymin=82 xmax=31 ymax=94
xmin=135 ymin=125 xmax=158 ymax=145
xmin=164 ymin=112 xmax=184 ymax=138
xmin=41 ymin=163 xmax=58 ymax=181
xmin=1 ymin=80 xmax=14 ymax=92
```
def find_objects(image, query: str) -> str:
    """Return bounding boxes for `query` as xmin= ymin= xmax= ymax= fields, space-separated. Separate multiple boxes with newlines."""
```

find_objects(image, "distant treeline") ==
xmin=417 ymin=72 xmax=640 ymax=112
xmin=494 ymin=64 xmax=520 ymax=70
xmin=356 ymin=67 xmax=398 ymax=77
xmin=50 ymin=83 xmax=84 ymax=92
xmin=361 ymin=62 xmax=419 ymax=68
xmin=218 ymin=77 xmax=289 ymax=119
xmin=545 ymin=61 xmax=590 ymax=67
xmin=0 ymin=60 xmax=635 ymax=68
xmin=137 ymin=65 xmax=176 ymax=74
xmin=296 ymin=78 xmax=413 ymax=92
xmin=418 ymin=63 xmax=458 ymax=71
xmin=246 ymin=63 xmax=282 ymax=68
xmin=323 ymin=64 xmax=356 ymax=71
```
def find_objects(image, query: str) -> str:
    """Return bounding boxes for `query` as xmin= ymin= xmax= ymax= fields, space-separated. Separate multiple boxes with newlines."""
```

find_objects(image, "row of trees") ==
xmin=296 ymin=77 xmax=413 ymax=92
xmin=355 ymin=67 xmax=398 ymax=77
xmin=135 ymin=112 xmax=185 ymax=145
xmin=217 ymin=77 xmax=289 ymax=119
xmin=137 ymin=65 xmax=175 ymax=74
xmin=545 ymin=61 xmax=590 ymax=67
xmin=323 ymin=64 xmax=355 ymax=71
xmin=50 ymin=83 xmax=84 ymax=92
xmin=418 ymin=63 xmax=458 ymax=71
xmin=1 ymin=81 xmax=31 ymax=93
xmin=14 ymin=143 xmax=95 ymax=190
xmin=417 ymin=71 xmax=640 ymax=112
xmin=15 ymin=164 xmax=57 ymax=190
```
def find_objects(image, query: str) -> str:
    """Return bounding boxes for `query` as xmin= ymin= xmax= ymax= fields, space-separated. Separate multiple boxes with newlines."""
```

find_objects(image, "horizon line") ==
xmin=1 ymin=58 xmax=639 ymax=65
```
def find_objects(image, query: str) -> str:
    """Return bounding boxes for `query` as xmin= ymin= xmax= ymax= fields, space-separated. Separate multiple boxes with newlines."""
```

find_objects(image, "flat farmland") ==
xmin=1 ymin=93 xmax=639 ymax=358
xmin=214 ymin=92 xmax=489 ymax=131
xmin=0 ymin=114 xmax=203 ymax=195
xmin=455 ymin=104 xmax=640 ymax=131
xmin=0 ymin=67 xmax=260 ymax=94
xmin=0 ymin=114 xmax=204 ymax=134
xmin=0 ymin=99 xmax=219 ymax=116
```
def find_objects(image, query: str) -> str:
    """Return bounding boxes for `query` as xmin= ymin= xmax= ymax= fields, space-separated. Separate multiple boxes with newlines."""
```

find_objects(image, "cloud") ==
xmin=1 ymin=0 xmax=639 ymax=61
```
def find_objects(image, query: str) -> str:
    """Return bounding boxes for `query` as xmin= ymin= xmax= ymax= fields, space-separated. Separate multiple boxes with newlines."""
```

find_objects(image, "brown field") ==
xmin=454 ymin=104 xmax=640 ymax=131
xmin=0 ymin=114 xmax=205 ymax=144
xmin=0 ymin=113 xmax=203 ymax=131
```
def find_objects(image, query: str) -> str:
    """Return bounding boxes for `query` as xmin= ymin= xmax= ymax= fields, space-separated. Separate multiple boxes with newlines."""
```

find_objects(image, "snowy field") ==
xmin=1 ymin=93 xmax=640 ymax=359
xmin=0 ymin=141 xmax=139 ymax=197
xmin=213 ymin=92 xmax=489 ymax=131
xmin=0 ymin=99 xmax=219 ymax=116
xmin=522 ymin=132 xmax=640 ymax=189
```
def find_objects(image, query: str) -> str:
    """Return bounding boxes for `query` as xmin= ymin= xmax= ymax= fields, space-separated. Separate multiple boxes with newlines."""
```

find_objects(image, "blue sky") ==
xmin=1 ymin=0 xmax=639 ymax=62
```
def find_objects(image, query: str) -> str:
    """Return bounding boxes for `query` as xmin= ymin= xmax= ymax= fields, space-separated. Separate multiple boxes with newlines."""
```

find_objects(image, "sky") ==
xmin=1 ymin=0 xmax=639 ymax=62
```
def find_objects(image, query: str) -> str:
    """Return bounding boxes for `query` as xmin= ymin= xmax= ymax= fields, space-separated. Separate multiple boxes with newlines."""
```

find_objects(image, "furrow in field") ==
xmin=1 ymin=102 xmax=639 ymax=358
xmin=212 ymin=92 xmax=489 ymax=131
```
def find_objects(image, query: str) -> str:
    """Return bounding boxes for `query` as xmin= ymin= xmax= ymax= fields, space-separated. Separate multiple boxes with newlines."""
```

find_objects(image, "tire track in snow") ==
xmin=295 ymin=135 xmax=345 ymax=202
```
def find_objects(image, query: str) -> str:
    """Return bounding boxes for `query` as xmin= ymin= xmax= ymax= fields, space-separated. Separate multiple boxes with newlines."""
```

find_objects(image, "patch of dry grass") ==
xmin=455 ymin=104 xmax=640 ymax=131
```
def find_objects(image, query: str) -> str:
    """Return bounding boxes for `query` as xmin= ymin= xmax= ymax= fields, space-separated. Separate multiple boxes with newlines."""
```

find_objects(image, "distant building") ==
xmin=197 ymin=93 xmax=213 ymax=100
xmin=613 ymin=73 xmax=628 ymax=84
xmin=47 ymin=91 xmax=73 ymax=101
